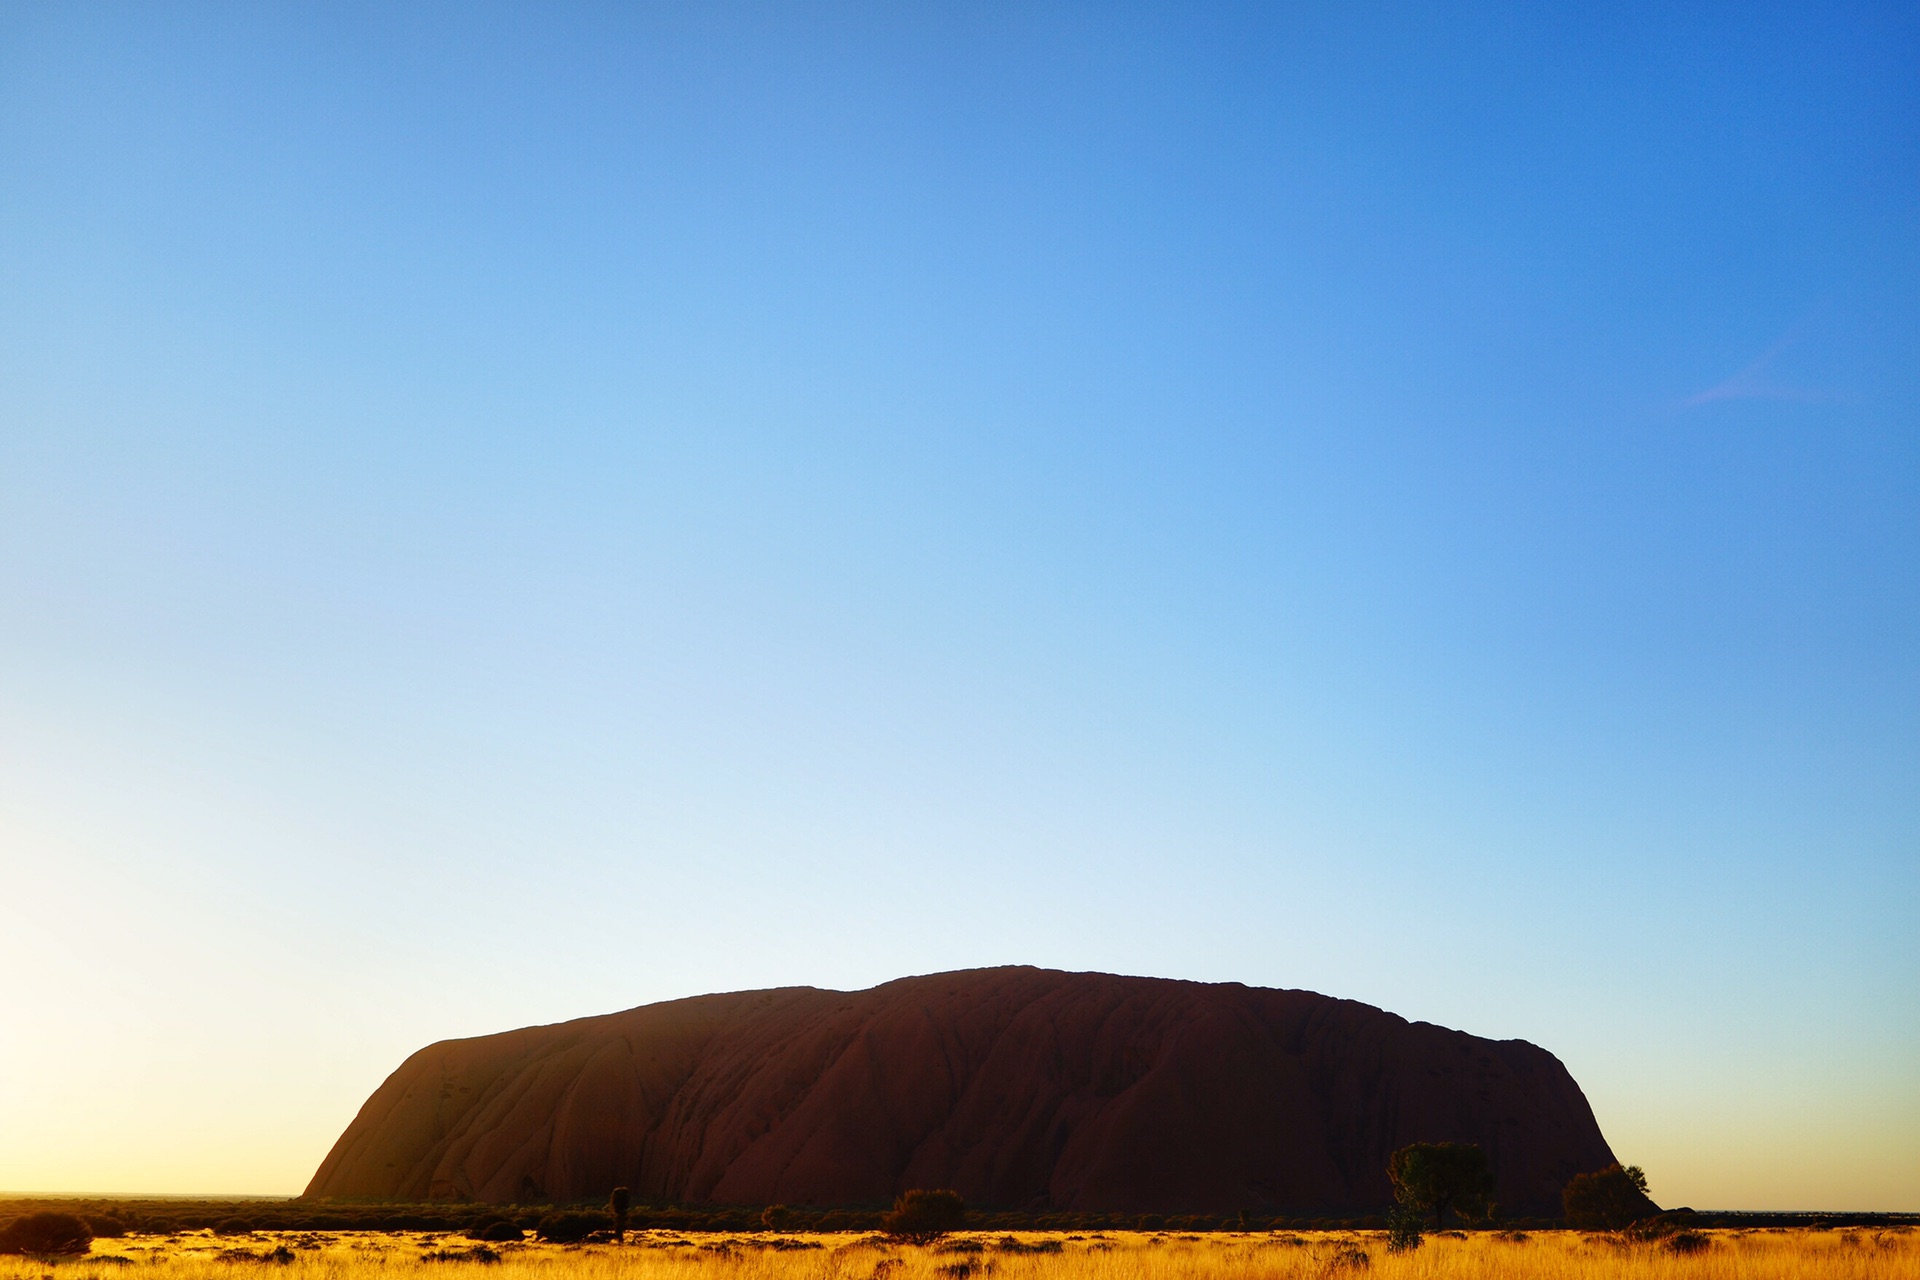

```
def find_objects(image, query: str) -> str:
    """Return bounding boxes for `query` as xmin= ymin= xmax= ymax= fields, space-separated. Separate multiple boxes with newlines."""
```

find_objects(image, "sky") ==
xmin=0 ymin=1 xmax=1915 ymax=1212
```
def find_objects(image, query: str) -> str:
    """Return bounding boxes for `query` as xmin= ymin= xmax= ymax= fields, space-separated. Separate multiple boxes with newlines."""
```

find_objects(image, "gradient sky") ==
xmin=1 ymin=2 xmax=1915 ymax=1211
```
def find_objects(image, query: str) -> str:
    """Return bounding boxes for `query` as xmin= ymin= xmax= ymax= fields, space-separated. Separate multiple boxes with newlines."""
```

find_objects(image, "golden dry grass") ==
xmin=10 ymin=1228 xmax=1916 ymax=1280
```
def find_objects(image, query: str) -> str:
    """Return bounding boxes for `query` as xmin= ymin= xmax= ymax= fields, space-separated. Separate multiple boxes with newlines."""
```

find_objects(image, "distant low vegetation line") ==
xmin=1 ymin=1197 xmax=1911 ymax=1238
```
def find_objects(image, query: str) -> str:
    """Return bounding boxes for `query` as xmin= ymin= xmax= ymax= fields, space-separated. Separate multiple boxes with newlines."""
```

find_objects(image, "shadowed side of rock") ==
xmin=305 ymin=967 xmax=1618 ymax=1215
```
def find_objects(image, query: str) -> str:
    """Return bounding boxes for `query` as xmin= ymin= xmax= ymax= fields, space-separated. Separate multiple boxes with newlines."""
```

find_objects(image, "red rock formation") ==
xmin=306 ymin=967 xmax=1618 ymax=1215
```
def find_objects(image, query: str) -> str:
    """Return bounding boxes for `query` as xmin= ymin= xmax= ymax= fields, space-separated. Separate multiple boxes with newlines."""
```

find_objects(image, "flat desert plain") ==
xmin=13 ymin=1229 xmax=1916 ymax=1280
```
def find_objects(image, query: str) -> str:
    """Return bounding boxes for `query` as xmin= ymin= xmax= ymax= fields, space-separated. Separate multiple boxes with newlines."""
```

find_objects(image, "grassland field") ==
xmin=6 ymin=1226 xmax=1915 ymax=1280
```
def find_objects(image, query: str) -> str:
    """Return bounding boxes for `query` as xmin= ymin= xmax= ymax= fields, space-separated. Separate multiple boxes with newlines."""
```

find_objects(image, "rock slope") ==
xmin=306 ymin=966 xmax=1617 ymax=1214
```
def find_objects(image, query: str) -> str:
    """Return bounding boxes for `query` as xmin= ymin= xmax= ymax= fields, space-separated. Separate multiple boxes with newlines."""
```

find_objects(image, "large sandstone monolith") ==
xmin=306 ymin=966 xmax=1618 ymax=1215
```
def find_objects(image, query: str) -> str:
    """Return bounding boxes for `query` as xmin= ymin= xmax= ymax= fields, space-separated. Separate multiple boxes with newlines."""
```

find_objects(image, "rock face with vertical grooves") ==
xmin=306 ymin=966 xmax=1618 ymax=1214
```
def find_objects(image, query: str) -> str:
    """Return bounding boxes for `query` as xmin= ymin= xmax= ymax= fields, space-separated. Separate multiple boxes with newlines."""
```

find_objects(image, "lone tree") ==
xmin=880 ymin=1189 xmax=967 ymax=1245
xmin=608 ymin=1187 xmax=631 ymax=1243
xmin=1562 ymin=1163 xmax=1656 ymax=1230
xmin=1388 ymin=1142 xmax=1495 ymax=1228
xmin=760 ymin=1205 xmax=792 ymax=1232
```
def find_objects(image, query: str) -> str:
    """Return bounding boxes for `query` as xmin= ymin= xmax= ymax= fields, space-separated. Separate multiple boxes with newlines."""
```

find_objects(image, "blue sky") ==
xmin=0 ymin=2 xmax=1915 ymax=1208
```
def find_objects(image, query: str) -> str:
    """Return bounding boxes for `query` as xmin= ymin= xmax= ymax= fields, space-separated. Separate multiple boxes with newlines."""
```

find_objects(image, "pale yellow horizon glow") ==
xmin=3 ymin=1006 xmax=1916 ymax=1209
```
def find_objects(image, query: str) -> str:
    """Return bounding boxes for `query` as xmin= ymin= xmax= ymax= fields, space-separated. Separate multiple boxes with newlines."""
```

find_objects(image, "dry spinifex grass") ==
xmin=6 ymin=1228 xmax=1915 ymax=1280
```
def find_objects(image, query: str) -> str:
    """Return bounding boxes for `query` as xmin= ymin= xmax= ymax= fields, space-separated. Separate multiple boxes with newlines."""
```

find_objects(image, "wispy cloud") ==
xmin=1681 ymin=331 xmax=1844 ymax=408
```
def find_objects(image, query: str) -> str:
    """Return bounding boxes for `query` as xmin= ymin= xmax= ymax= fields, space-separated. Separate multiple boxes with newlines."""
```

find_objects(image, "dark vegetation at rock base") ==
xmin=2 ymin=1196 xmax=1912 ymax=1238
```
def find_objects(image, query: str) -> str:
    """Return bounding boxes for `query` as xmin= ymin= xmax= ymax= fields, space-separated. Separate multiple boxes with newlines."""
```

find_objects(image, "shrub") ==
xmin=761 ymin=1205 xmax=792 ymax=1232
xmin=1664 ymin=1231 xmax=1709 ymax=1255
xmin=1623 ymin=1210 xmax=1698 ymax=1243
xmin=534 ymin=1211 xmax=607 ymax=1243
xmin=0 ymin=1212 xmax=94 ymax=1255
xmin=882 ymin=1190 xmax=966 ymax=1245
xmin=423 ymin=1246 xmax=500 ymax=1264
xmin=1385 ymin=1204 xmax=1423 ymax=1254
xmin=466 ymin=1217 xmax=523 ymax=1242
xmin=1563 ymin=1164 xmax=1657 ymax=1231
xmin=214 ymin=1219 xmax=255 ymax=1236
xmin=994 ymin=1237 xmax=1061 ymax=1254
